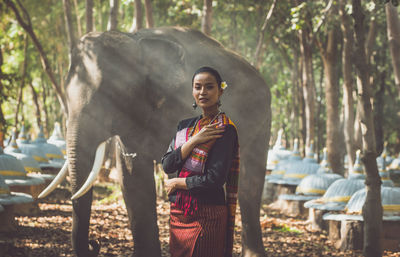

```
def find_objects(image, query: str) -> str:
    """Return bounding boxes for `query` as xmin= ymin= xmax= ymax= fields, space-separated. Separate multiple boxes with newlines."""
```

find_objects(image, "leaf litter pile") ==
xmin=1 ymin=183 xmax=399 ymax=257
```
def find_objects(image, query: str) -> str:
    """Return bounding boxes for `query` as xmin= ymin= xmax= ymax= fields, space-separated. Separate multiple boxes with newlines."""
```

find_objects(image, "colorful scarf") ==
xmin=174 ymin=112 xmax=240 ymax=257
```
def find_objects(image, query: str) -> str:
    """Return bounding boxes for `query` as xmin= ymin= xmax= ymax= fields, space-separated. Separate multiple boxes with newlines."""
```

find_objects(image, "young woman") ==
xmin=162 ymin=66 xmax=240 ymax=257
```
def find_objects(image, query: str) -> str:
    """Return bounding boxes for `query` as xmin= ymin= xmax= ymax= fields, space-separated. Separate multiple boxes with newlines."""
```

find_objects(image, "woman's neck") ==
xmin=202 ymin=107 xmax=220 ymax=119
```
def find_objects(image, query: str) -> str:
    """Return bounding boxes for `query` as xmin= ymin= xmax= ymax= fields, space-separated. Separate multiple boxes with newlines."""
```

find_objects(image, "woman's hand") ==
xmin=165 ymin=178 xmax=177 ymax=195
xmin=165 ymin=178 xmax=188 ymax=195
xmin=180 ymin=122 xmax=225 ymax=160
xmin=190 ymin=122 xmax=225 ymax=146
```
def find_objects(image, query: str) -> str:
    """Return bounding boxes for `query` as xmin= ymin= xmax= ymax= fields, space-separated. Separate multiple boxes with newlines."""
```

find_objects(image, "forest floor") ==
xmin=1 ymin=182 xmax=399 ymax=257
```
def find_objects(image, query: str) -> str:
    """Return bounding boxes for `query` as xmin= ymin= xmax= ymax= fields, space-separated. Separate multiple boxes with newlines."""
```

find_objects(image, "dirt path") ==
xmin=1 ymin=184 xmax=399 ymax=257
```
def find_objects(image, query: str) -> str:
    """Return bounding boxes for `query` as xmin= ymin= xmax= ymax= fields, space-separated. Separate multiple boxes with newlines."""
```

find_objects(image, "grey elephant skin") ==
xmin=65 ymin=27 xmax=271 ymax=257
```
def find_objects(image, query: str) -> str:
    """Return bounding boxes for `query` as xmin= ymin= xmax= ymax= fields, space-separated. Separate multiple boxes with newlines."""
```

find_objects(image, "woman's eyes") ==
xmin=194 ymin=85 xmax=215 ymax=90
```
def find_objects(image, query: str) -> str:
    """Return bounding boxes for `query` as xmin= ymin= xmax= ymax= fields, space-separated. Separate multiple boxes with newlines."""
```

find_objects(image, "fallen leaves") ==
xmin=0 ymin=183 xmax=399 ymax=257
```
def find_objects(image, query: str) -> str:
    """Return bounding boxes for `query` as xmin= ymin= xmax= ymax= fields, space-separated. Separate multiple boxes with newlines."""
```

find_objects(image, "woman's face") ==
xmin=192 ymin=72 xmax=223 ymax=110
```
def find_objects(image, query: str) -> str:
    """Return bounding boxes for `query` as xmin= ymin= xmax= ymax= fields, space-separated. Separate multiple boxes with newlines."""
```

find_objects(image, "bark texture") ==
xmin=63 ymin=0 xmax=76 ymax=59
xmin=319 ymin=21 xmax=342 ymax=174
xmin=201 ymin=0 xmax=213 ymax=36
xmin=340 ymin=0 xmax=355 ymax=175
xmin=107 ymin=0 xmax=119 ymax=31
xmin=130 ymin=0 xmax=143 ymax=32
xmin=299 ymin=27 xmax=316 ymax=149
xmin=15 ymin=35 xmax=29 ymax=128
xmin=144 ymin=0 xmax=153 ymax=28
xmin=385 ymin=2 xmax=400 ymax=96
xmin=352 ymin=1 xmax=383 ymax=256
xmin=85 ymin=0 xmax=94 ymax=33
xmin=28 ymin=82 xmax=41 ymax=129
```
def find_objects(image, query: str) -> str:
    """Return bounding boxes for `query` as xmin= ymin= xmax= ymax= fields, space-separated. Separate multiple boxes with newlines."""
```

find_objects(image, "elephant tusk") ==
xmin=71 ymin=141 xmax=107 ymax=200
xmin=38 ymin=161 xmax=68 ymax=198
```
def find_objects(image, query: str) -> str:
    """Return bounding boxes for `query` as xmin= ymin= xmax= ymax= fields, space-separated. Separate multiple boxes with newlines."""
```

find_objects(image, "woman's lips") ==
xmin=199 ymin=98 xmax=208 ymax=103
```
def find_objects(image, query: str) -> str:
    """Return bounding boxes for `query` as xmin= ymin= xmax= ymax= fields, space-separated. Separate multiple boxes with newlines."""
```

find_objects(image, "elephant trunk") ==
xmin=67 ymin=121 xmax=101 ymax=257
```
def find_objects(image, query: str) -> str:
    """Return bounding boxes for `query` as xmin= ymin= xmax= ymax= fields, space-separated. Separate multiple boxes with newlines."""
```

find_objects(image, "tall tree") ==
xmin=253 ymin=0 xmax=277 ymax=69
xmin=14 ymin=35 xmax=29 ymax=128
xmin=298 ymin=22 xmax=316 ymax=149
xmin=5 ymin=0 xmax=68 ymax=115
xmin=28 ymin=81 xmax=42 ymax=129
xmin=0 ymin=46 xmax=6 ymax=147
xmin=144 ymin=0 xmax=153 ymax=28
xmin=352 ymin=1 xmax=383 ymax=256
xmin=339 ymin=0 xmax=356 ymax=174
xmin=354 ymin=12 xmax=378 ymax=152
xmin=316 ymin=5 xmax=342 ymax=174
xmin=73 ymin=0 xmax=82 ymax=37
xmin=130 ymin=0 xmax=143 ymax=32
xmin=385 ymin=1 xmax=400 ymax=96
xmin=107 ymin=0 xmax=119 ymax=31
xmin=86 ymin=0 xmax=94 ymax=33
xmin=201 ymin=0 xmax=212 ymax=35
xmin=63 ymin=0 xmax=77 ymax=59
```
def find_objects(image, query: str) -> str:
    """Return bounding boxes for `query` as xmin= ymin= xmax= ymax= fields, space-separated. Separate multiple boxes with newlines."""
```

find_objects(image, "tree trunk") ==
xmin=0 ymin=46 xmax=6 ymax=147
xmin=373 ymin=67 xmax=385 ymax=157
xmin=352 ymin=1 xmax=383 ymax=256
xmin=72 ymin=0 xmax=82 ymax=37
xmin=253 ymin=0 xmax=277 ymax=69
xmin=144 ymin=0 xmax=153 ymax=28
xmin=14 ymin=80 xmax=24 ymax=129
xmin=292 ymin=49 xmax=300 ymax=141
xmin=201 ymin=0 xmax=212 ymax=36
xmin=15 ymin=35 xmax=29 ymax=128
xmin=299 ymin=28 xmax=316 ymax=149
xmin=5 ymin=0 xmax=68 ymax=116
xmin=385 ymin=2 xmax=400 ymax=96
xmin=318 ymin=11 xmax=342 ymax=174
xmin=107 ymin=0 xmax=119 ymax=31
xmin=130 ymin=0 xmax=143 ymax=32
xmin=316 ymin=67 xmax=324 ymax=163
xmin=85 ymin=0 xmax=94 ymax=33
xmin=28 ymin=82 xmax=41 ymax=129
xmin=340 ymin=0 xmax=355 ymax=175
xmin=41 ymin=79 xmax=50 ymax=136
xmin=354 ymin=14 xmax=378 ymax=153
xmin=63 ymin=0 xmax=77 ymax=59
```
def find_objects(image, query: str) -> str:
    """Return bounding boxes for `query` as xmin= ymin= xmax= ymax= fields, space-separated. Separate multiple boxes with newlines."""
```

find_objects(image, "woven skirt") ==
xmin=169 ymin=203 xmax=228 ymax=257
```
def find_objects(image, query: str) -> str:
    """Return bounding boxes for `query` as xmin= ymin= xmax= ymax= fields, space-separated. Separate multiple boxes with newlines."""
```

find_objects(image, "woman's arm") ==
xmin=161 ymin=138 xmax=185 ymax=174
xmin=164 ymin=123 xmax=231 ymax=195
xmin=163 ymin=122 xmax=225 ymax=174
xmin=185 ymin=125 xmax=236 ymax=192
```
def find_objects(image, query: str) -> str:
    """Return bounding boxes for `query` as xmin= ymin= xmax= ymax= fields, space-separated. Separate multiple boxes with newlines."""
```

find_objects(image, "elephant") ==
xmin=43 ymin=27 xmax=271 ymax=257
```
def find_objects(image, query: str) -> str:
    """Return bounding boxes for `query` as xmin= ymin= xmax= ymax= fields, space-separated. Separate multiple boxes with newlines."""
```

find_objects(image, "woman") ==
xmin=161 ymin=66 xmax=240 ymax=257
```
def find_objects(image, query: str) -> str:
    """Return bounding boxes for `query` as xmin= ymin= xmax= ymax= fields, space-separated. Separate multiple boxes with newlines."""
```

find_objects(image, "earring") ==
xmin=192 ymin=102 xmax=197 ymax=109
xmin=217 ymin=100 xmax=221 ymax=107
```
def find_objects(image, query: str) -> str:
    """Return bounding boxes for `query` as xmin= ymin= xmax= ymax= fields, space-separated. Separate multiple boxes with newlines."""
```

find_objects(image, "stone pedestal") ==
xmin=271 ymin=198 xmax=309 ymax=218
xmin=12 ymin=200 xmax=41 ymax=216
xmin=262 ymin=181 xmax=278 ymax=204
xmin=0 ymin=205 xmax=17 ymax=233
xmin=308 ymin=208 xmax=328 ymax=231
xmin=9 ymin=184 xmax=45 ymax=199
xmin=325 ymin=214 xmax=400 ymax=251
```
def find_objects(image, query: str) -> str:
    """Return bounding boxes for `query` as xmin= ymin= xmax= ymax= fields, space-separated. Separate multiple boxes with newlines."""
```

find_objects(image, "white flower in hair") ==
xmin=221 ymin=81 xmax=228 ymax=90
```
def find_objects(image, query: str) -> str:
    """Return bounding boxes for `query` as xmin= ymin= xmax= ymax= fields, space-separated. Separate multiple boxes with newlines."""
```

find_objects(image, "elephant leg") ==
xmin=72 ymin=189 xmax=100 ymax=257
xmin=115 ymin=140 xmax=161 ymax=257
xmin=239 ymin=157 xmax=267 ymax=257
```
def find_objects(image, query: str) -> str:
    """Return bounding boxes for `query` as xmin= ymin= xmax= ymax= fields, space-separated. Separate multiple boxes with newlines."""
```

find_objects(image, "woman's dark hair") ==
xmin=192 ymin=66 xmax=222 ymax=88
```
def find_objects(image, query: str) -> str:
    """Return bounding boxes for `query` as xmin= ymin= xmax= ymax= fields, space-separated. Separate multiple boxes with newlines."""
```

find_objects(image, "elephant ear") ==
xmin=138 ymin=37 xmax=187 ymax=86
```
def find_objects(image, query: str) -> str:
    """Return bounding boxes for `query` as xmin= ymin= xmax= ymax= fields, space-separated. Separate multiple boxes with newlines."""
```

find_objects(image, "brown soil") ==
xmin=0 ymin=183 xmax=399 ymax=257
